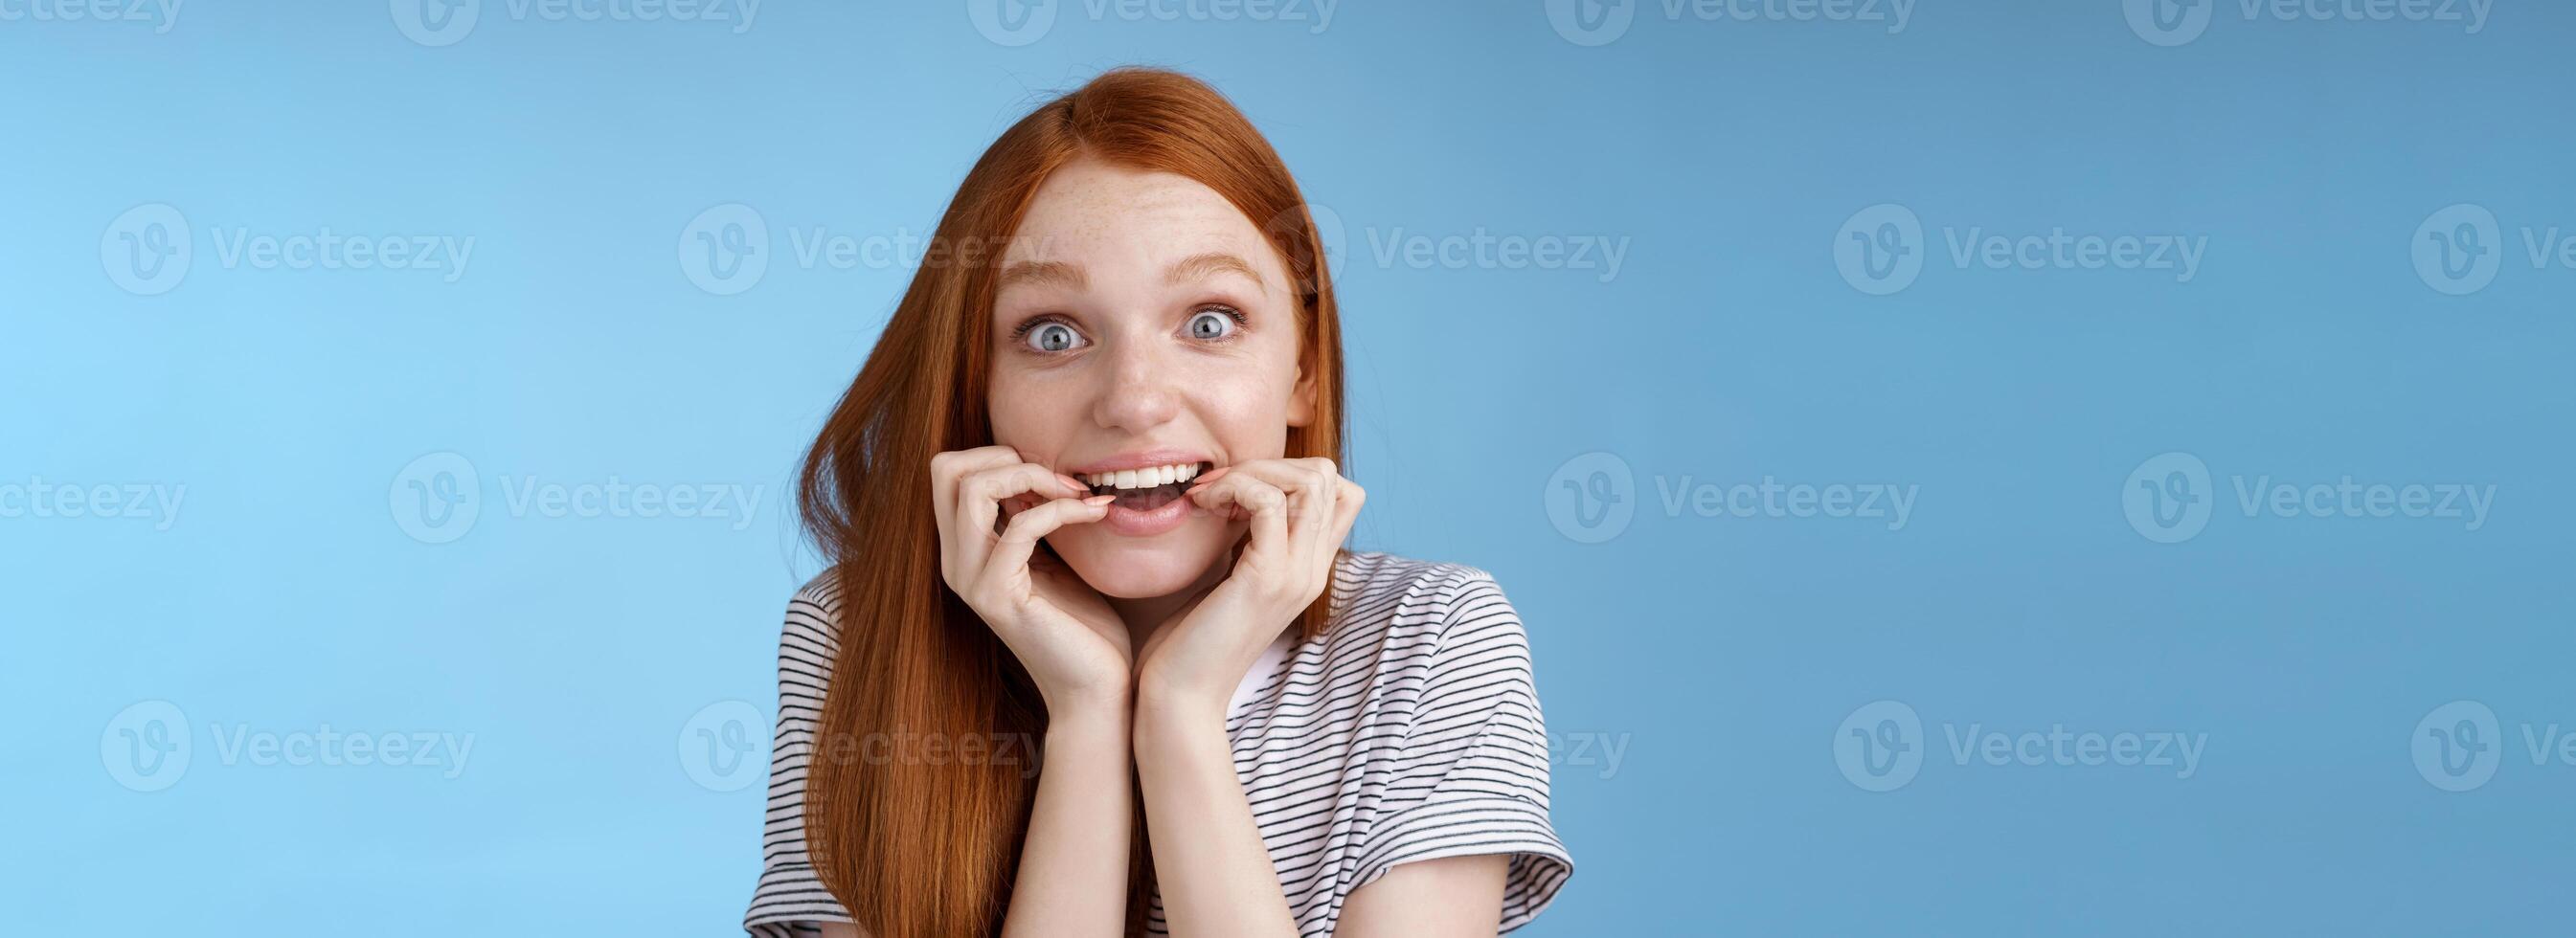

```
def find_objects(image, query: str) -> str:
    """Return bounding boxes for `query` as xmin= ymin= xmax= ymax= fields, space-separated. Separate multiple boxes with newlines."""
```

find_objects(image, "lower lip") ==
xmin=1100 ymin=491 xmax=1196 ymax=537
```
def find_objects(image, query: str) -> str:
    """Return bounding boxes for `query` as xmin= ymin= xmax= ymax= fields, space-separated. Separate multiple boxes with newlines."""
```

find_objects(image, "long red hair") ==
xmin=795 ymin=67 xmax=1345 ymax=937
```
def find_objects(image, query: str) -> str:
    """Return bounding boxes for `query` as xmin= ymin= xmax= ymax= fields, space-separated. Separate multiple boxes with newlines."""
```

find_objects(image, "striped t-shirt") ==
xmin=745 ymin=550 xmax=1572 ymax=936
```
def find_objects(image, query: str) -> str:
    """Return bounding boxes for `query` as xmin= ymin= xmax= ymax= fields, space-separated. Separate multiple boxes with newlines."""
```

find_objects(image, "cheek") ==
xmin=1181 ymin=352 xmax=1299 ymax=456
xmin=985 ymin=370 xmax=1073 ymax=454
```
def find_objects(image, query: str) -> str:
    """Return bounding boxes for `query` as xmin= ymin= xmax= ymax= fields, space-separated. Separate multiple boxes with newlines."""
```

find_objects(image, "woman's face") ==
xmin=986 ymin=157 xmax=1314 ymax=599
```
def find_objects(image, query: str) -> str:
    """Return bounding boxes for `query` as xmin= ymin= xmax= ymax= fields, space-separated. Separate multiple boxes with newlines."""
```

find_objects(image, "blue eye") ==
xmin=1186 ymin=308 xmax=1240 ymax=341
xmin=1025 ymin=322 xmax=1081 ymax=352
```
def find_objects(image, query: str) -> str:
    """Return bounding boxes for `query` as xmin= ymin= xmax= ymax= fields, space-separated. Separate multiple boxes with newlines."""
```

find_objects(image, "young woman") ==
xmin=744 ymin=68 xmax=1571 ymax=938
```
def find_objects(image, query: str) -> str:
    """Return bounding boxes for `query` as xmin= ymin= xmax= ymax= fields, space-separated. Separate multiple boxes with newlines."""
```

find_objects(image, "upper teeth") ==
xmin=1084 ymin=462 xmax=1201 ymax=490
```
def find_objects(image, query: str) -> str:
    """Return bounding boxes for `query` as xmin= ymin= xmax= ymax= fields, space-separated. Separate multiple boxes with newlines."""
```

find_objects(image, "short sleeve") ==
xmin=744 ymin=580 xmax=863 ymax=937
xmin=1349 ymin=572 xmax=1573 ymax=931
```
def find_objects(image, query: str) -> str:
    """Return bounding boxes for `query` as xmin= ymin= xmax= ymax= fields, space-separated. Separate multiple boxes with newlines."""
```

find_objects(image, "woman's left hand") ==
xmin=1134 ymin=458 xmax=1364 ymax=714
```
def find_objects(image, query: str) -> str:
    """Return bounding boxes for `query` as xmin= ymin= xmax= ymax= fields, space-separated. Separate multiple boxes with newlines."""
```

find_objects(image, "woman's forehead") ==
xmin=1000 ymin=160 xmax=1287 ymax=288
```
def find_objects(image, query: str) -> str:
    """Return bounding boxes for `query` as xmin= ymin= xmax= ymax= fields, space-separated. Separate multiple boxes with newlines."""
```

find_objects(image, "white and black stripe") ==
xmin=744 ymin=551 xmax=1572 ymax=936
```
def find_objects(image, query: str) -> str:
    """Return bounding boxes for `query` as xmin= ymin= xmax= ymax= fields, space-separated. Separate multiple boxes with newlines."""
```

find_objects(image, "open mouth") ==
xmin=1075 ymin=460 xmax=1209 ymax=512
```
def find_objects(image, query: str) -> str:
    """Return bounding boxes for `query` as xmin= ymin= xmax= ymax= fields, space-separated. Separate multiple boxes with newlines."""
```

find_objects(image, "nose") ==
xmin=1088 ymin=331 xmax=1183 ymax=432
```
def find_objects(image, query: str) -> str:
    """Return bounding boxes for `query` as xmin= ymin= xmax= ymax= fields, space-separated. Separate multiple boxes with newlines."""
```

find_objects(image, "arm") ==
xmin=1132 ymin=458 xmax=1366 ymax=938
xmin=1000 ymin=702 xmax=1135 ymax=938
xmin=1336 ymin=855 xmax=1509 ymax=937
xmin=1132 ymin=690 xmax=1299 ymax=938
xmin=930 ymin=446 xmax=1147 ymax=938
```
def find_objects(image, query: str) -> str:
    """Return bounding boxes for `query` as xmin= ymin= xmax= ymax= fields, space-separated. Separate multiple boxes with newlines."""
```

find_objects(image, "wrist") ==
xmin=1133 ymin=681 xmax=1230 ymax=744
xmin=1041 ymin=686 xmax=1133 ymax=728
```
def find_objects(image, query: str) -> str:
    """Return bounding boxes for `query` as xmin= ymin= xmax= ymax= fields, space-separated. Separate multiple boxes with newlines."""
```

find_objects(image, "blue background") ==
xmin=8 ymin=0 xmax=2572 ymax=933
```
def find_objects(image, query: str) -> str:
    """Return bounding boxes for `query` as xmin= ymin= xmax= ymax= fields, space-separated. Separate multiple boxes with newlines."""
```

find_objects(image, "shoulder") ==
xmin=1325 ymin=551 xmax=1530 ymax=674
xmin=777 ymin=573 xmax=844 ymax=700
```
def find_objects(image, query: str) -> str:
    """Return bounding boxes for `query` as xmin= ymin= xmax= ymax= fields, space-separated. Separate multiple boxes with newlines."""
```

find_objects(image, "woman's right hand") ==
xmin=931 ymin=445 xmax=1133 ymax=712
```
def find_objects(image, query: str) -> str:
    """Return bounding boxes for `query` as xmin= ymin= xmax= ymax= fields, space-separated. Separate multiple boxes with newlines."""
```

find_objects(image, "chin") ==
xmin=1047 ymin=515 xmax=1235 ymax=599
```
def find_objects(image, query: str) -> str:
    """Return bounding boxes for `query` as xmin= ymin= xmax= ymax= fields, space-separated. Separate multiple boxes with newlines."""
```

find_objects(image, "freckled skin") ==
xmin=987 ymin=158 xmax=1315 ymax=599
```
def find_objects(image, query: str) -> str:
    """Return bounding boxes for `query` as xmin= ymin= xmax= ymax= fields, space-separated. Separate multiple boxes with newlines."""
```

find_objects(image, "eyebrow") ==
xmin=1164 ymin=252 xmax=1268 ymax=296
xmin=996 ymin=253 xmax=1269 ymax=296
xmin=998 ymin=259 xmax=1085 ymax=291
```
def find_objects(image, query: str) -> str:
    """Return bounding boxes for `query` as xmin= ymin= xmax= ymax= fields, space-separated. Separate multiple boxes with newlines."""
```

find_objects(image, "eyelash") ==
xmin=1009 ymin=305 xmax=1249 ymax=352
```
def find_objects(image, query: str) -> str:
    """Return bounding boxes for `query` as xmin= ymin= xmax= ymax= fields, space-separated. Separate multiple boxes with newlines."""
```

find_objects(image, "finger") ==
xmin=1209 ymin=458 xmax=1337 ymax=547
xmin=929 ymin=445 xmax=1023 ymax=514
xmin=996 ymin=492 xmax=1046 ymax=532
xmin=1327 ymin=477 xmax=1365 ymax=549
xmin=1190 ymin=473 xmax=1289 ymax=565
xmin=958 ymin=462 xmax=1088 ymax=572
xmin=989 ymin=492 xmax=1114 ymax=579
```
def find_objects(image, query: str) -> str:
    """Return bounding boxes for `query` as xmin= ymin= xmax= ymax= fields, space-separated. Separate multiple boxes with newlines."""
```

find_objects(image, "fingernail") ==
xmin=1057 ymin=473 xmax=1086 ymax=492
xmin=1084 ymin=494 xmax=1116 ymax=506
